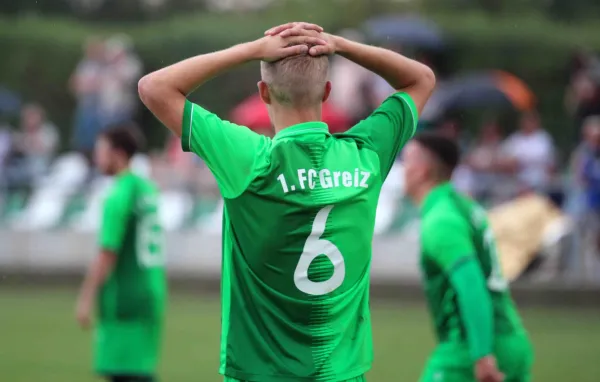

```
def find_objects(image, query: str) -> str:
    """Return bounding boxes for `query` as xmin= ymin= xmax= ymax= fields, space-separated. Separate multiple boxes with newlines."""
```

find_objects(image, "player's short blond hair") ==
xmin=260 ymin=46 xmax=329 ymax=107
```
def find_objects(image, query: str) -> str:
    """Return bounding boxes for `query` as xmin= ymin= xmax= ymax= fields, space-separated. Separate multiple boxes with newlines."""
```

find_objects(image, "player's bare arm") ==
xmin=138 ymin=31 xmax=327 ymax=137
xmin=448 ymin=259 xmax=504 ymax=382
xmin=75 ymin=251 xmax=116 ymax=329
xmin=266 ymin=22 xmax=436 ymax=114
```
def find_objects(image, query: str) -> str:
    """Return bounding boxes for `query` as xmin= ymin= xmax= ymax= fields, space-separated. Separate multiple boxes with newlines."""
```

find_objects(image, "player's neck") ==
xmin=114 ymin=163 xmax=130 ymax=176
xmin=271 ymin=105 xmax=323 ymax=134
xmin=414 ymin=181 xmax=441 ymax=206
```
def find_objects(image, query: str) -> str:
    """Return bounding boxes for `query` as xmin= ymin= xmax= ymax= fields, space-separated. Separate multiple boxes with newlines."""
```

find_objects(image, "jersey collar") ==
xmin=421 ymin=182 xmax=453 ymax=215
xmin=272 ymin=122 xmax=330 ymax=142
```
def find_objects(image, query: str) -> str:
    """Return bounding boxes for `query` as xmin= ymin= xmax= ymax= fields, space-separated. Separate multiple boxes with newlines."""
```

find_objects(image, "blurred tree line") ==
xmin=1 ymin=0 xmax=600 ymax=152
xmin=2 ymin=0 xmax=600 ymax=21
xmin=0 ymin=0 xmax=207 ymax=20
xmin=424 ymin=0 xmax=600 ymax=20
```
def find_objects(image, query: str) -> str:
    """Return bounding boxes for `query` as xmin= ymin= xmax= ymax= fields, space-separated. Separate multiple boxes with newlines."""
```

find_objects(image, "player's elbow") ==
xmin=138 ymin=73 xmax=185 ymax=137
xmin=138 ymin=74 xmax=160 ymax=109
xmin=138 ymin=73 xmax=176 ymax=113
xmin=418 ymin=64 xmax=436 ymax=93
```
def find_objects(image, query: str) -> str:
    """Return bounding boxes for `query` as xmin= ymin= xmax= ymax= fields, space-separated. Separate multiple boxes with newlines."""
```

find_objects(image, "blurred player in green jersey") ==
xmin=402 ymin=133 xmax=534 ymax=382
xmin=139 ymin=22 xmax=434 ymax=381
xmin=76 ymin=124 xmax=167 ymax=382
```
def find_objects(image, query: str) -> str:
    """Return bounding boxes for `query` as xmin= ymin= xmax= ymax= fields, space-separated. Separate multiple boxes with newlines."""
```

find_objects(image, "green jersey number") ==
xmin=483 ymin=228 xmax=508 ymax=292
xmin=294 ymin=205 xmax=346 ymax=296
xmin=136 ymin=197 xmax=165 ymax=268
xmin=472 ymin=205 xmax=507 ymax=292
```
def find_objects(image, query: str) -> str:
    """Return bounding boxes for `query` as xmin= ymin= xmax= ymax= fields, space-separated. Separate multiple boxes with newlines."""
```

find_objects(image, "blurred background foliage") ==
xmin=1 ymin=0 xmax=600 ymax=149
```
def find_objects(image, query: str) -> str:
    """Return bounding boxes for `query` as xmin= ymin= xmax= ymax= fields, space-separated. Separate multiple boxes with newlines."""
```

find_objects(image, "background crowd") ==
xmin=1 ymin=0 xmax=600 ymax=284
xmin=2 ymin=3 xmax=600 ymax=382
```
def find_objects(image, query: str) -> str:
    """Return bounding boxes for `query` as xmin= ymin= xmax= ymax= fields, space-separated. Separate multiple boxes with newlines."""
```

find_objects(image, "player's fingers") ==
xmin=280 ymin=44 xmax=309 ymax=57
xmin=280 ymin=27 xmax=321 ymax=38
xmin=265 ymin=22 xmax=298 ymax=36
xmin=287 ymin=36 xmax=327 ymax=46
xmin=309 ymin=45 xmax=332 ymax=56
xmin=295 ymin=22 xmax=324 ymax=33
xmin=266 ymin=22 xmax=323 ymax=36
xmin=279 ymin=28 xmax=300 ymax=38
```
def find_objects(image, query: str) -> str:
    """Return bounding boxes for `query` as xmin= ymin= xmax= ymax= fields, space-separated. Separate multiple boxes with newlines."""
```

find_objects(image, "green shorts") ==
xmin=223 ymin=375 xmax=366 ymax=382
xmin=419 ymin=335 xmax=533 ymax=382
xmin=420 ymin=367 xmax=531 ymax=382
xmin=94 ymin=320 xmax=163 ymax=375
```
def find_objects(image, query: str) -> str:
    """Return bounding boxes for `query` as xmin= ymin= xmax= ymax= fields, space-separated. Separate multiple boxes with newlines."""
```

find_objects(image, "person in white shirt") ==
xmin=99 ymin=35 xmax=143 ymax=129
xmin=501 ymin=112 xmax=555 ymax=194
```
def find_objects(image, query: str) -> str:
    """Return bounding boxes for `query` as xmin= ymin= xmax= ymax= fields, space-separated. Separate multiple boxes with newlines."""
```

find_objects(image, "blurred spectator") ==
xmin=565 ymin=52 xmax=600 ymax=143
xmin=0 ymin=121 xmax=11 ymax=165
xmin=17 ymin=104 xmax=59 ymax=166
xmin=578 ymin=117 xmax=600 ymax=214
xmin=4 ymin=104 xmax=58 ymax=189
xmin=0 ymin=121 xmax=12 ymax=189
xmin=328 ymin=30 xmax=374 ymax=125
xmin=567 ymin=117 xmax=600 ymax=219
xmin=464 ymin=120 xmax=506 ymax=202
xmin=436 ymin=118 xmax=465 ymax=146
xmin=570 ymin=116 xmax=600 ymax=280
xmin=501 ymin=112 xmax=555 ymax=194
xmin=70 ymin=37 xmax=104 ymax=159
xmin=99 ymin=35 xmax=143 ymax=129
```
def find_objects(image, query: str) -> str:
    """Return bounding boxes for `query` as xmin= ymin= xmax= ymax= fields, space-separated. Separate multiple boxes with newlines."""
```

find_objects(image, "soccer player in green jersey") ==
xmin=402 ymin=133 xmax=534 ymax=382
xmin=75 ymin=124 xmax=167 ymax=382
xmin=139 ymin=22 xmax=435 ymax=381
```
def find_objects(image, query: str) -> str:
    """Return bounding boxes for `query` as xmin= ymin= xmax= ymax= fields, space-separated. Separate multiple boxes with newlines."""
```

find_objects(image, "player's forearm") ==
xmin=140 ymin=42 xmax=259 ymax=97
xmin=334 ymin=36 xmax=435 ymax=99
xmin=449 ymin=258 xmax=494 ymax=362
xmin=138 ymin=42 xmax=260 ymax=135
xmin=78 ymin=252 xmax=115 ymax=304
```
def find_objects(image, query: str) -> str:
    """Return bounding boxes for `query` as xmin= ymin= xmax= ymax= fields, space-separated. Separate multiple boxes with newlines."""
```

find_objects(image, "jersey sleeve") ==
xmin=99 ymin=187 xmax=133 ymax=254
xmin=449 ymin=258 xmax=494 ymax=360
xmin=346 ymin=92 xmax=418 ymax=177
xmin=181 ymin=100 xmax=270 ymax=199
xmin=422 ymin=214 xmax=476 ymax=273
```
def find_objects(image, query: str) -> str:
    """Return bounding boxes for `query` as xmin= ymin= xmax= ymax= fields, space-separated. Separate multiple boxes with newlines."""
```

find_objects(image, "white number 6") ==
xmin=294 ymin=205 xmax=345 ymax=296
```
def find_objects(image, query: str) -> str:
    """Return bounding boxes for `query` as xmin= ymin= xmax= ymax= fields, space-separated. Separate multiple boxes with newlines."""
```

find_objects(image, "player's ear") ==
xmin=322 ymin=81 xmax=332 ymax=103
xmin=258 ymin=81 xmax=271 ymax=105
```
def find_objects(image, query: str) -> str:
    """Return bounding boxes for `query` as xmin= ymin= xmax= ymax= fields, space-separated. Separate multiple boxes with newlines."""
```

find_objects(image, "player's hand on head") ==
xmin=475 ymin=356 xmax=505 ymax=382
xmin=307 ymin=36 xmax=335 ymax=57
xmin=265 ymin=22 xmax=336 ymax=57
xmin=256 ymin=34 xmax=327 ymax=62
xmin=275 ymin=29 xmax=336 ymax=57
xmin=265 ymin=22 xmax=323 ymax=37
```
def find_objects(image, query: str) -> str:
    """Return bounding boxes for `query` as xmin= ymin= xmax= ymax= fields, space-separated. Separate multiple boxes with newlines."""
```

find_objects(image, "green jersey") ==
xmin=181 ymin=92 xmax=417 ymax=381
xmin=419 ymin=184 xmax=528 ymax=363
xmin=98 ymin=171 xmax=166 ymax=323
xmin=95 ymin=172 xmax=166 ymax=374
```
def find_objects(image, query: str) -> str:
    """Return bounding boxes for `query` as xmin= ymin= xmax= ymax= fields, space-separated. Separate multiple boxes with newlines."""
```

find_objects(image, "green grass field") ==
xmin=1 ymin=287 xmax=599 ymax=382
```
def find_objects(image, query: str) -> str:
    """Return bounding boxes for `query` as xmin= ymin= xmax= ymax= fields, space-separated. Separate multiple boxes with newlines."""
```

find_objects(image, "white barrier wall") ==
xmin=0 ymin=227 xmax=423 ymax=282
